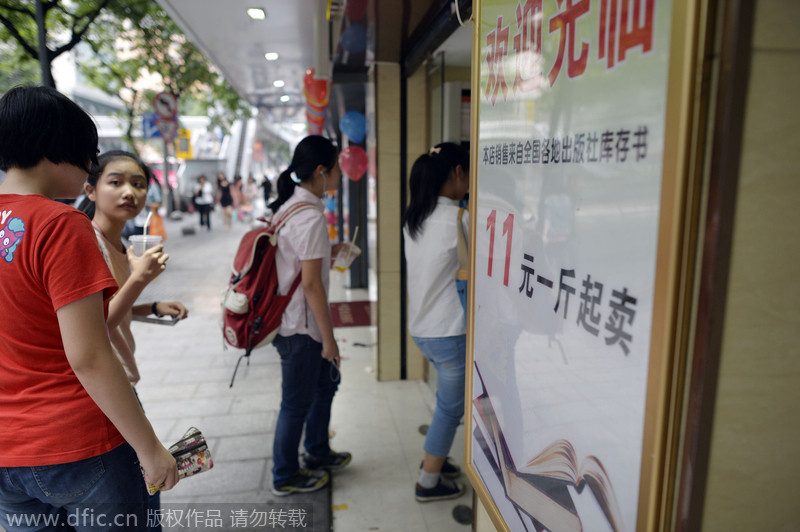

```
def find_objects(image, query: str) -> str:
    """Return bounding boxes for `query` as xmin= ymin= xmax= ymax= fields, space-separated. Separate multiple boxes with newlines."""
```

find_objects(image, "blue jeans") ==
xmin=272 ymin=334 xmax=340 ymax=486
xmin=0 ymin=443 xmax=149 ymax=531
xmin=455 ymin=280 xmax=468 ymax=327
xmin=413 ymin=335 xmax=467 ymax=458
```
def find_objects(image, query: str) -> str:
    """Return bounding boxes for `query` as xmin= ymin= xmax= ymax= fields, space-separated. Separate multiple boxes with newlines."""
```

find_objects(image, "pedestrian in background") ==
xmin=217 ymin=172 xmax=234 ymax=230
xmin=261 ymin=174 xmax=273 ymax=205
xmin=193 ymin=174 xmax=214 ymax=231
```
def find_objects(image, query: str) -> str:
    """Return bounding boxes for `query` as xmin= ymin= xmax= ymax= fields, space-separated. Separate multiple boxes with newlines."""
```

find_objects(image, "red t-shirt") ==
xmin=0 ymin=194 xmax=124 ymax=466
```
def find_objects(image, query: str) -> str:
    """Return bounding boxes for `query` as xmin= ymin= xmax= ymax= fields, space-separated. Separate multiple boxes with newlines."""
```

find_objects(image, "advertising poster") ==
xmin=468 ymin=1 xmax=673 ymax=531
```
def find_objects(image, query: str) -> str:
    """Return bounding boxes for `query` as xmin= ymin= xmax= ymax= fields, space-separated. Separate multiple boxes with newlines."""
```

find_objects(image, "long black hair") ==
xmin=77 ymin=150 xmax=153 ymax=220
xmin=403 ymin=142 xmax=469 ymax=239
xmin=268 ymin=135 xmax=338 ymax=212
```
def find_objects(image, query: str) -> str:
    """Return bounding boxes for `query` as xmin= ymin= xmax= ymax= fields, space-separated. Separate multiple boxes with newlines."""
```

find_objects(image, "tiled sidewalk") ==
xmin=133 ymin=212 xmax=331 ymax=531
xmin=136 ymin=210 xmax=473 ymax=531
xmin=0 ymin=208 xmax=473 ymax=532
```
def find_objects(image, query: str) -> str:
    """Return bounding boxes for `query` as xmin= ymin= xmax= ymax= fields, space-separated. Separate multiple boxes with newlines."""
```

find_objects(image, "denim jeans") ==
xmin=0 ymin=442 xmax=149 ymax=531
xmin=271 ymin=334 xmax=340 ymax=486
xmin=412 ymin=335 xmax=467 ymax=458
xmin=455 ymin=280 xmax=468 ymax=327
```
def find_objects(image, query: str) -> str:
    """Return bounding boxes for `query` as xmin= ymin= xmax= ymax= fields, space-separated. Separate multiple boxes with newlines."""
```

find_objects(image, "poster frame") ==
xmin=462 ymin=1 xmax=708 ymax=530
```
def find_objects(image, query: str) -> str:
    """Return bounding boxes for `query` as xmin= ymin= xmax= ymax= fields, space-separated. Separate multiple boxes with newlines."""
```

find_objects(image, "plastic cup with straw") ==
xmin=130 ymin=210 xmax=162 ymax=256
xmin=333 ymin=225 xmax=360 ymax=272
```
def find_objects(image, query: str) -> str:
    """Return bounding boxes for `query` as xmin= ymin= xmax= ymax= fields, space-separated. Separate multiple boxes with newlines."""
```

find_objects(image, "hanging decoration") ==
xmin=303 ymin=68 xmax=330 ymax=135
xmin=339 ymin=110 xmax=366 ymax=143
xmin=339 ymin=145 xmax=368 ymax=181
xmin=324 ymin=196 xmax=337 ymax=212
xmin=324 ymin=192 xmax=338 ymax=242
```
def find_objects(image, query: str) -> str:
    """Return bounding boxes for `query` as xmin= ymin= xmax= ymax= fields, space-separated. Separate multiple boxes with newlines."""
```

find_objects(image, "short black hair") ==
xmin=0 ymin=85 xmax=99 ymax=173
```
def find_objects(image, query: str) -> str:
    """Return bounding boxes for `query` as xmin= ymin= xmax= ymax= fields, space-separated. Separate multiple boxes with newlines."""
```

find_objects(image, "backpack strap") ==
xmin=269 ymin=201 xmax=321 ymax=245
xmin=455 ymin=207 xmax=469 ymax=281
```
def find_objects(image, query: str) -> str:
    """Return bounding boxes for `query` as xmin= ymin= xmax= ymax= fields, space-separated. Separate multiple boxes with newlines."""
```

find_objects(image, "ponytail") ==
xmin=268 ymin=135 xmax=338 ymax=212
xmin=403 ymin=142 xmax=468 ymax=239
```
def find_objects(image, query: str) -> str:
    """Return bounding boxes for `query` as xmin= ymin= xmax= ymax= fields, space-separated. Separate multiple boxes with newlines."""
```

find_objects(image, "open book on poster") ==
xmin=521 ymin=439 xmax=622 ymax=530
xmin=473 ymin=364 xmax=625 ymax=532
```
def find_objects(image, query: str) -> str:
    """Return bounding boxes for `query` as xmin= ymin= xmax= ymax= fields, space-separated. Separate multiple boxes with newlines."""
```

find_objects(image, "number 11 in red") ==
xmin=486 ymin=210 xmax=514 ymax=286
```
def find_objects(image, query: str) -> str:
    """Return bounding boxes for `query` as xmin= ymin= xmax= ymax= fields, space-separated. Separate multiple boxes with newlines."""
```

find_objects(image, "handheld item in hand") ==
xmin=146 ymin=427 xmax=213 ymax=495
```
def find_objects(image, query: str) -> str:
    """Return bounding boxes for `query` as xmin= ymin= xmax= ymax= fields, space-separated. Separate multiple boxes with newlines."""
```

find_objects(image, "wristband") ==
xmin=152 ymin=301 xmax=162 ymax=317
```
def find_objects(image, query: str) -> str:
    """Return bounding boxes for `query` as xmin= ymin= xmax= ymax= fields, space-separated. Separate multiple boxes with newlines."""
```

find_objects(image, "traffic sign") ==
xmin=142 ymin=112 xmax=161 ymax=138
xmin=155 ymin=117 xmax=178 ymax=141
xmin=153 ymin=92 xmax=178 ymax=120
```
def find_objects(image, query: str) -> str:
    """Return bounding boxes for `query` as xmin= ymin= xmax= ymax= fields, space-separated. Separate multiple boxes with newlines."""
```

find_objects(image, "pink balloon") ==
xmin=325 ymin=211 xmax=338 ymax=225
xmin=339 ymin=145 xmax=368 ymax=181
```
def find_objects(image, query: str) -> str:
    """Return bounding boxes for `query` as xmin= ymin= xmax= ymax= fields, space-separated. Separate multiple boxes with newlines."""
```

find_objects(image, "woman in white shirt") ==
xmin=268 ymin=135 xmax=351 ymax=497
xmin=403 ymin=142 xmax=470 ymax=502
xmin=193 ymin=174 xmax=215 ymax=231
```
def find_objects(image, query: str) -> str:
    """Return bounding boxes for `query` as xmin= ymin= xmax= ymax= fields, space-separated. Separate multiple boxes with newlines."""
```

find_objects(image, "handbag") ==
xmin=146 ymin=427 xmax=213 ymax=494
xmin=454 ymin=207 xmax=469 ymax=322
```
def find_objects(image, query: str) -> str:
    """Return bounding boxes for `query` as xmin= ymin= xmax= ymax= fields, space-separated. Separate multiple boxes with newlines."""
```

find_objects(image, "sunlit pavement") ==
xmin=124 ymin=206 xmax=471 ymax=531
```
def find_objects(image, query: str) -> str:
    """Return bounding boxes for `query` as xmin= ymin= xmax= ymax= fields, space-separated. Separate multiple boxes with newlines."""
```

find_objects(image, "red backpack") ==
xmin=222 ymin=202 xmax=318 ymax=387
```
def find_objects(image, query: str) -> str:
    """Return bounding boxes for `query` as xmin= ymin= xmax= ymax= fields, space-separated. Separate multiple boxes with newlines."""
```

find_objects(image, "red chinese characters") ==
xmin=486 ymin=15 xmax=511 ymax=105
xmin=512 ymin=0 xmax=544 ymax=94
xmin=599 ymin=0 xmax=655 ymax=68
xmin=484 ymin=0 xmax=656 ymax=104
xmin=548 ymin=0 xmax=590 ymax=86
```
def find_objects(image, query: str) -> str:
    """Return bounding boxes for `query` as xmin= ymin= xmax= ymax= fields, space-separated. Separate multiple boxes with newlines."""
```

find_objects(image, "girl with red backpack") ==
xmin=268 ymin=135 xmax=352 ymax=496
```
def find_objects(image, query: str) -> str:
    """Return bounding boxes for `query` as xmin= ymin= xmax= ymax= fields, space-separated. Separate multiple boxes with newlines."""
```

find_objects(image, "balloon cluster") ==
xmin=304 ymin=68 xmax=330 ymax=135
xmin=338 ymin=110 xmax=368 ymax=182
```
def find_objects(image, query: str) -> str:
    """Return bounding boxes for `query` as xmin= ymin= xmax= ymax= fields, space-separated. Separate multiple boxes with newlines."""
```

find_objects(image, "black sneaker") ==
xmin=302 ymin=450 xmax=352 ymax=471
xmin=419 ymin=457 xmax=461 ymax=480
xmin=271 ymin=468 xmax=330 ymax=497
xmin=415 ymin=477 xmax=465 ymax=503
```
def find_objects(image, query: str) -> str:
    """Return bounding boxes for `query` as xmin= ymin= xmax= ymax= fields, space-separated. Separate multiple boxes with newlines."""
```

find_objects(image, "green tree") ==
xmin=80 ymin=0 xmax=250 ymax=151
xmin=75 ymin=0 xmax=250 ymax=210
xmin=0 ymin=40 xmax=38 ymax=92
xmin=0 ymin=0 xmax=112 ymax=88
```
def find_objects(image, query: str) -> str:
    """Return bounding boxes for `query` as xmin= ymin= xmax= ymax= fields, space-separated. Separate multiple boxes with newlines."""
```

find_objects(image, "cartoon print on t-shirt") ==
xmin=0 ymin=217 xmax=25 ymax=263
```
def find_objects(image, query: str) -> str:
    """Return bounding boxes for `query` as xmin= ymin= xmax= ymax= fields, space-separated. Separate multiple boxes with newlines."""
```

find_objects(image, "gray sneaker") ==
xmin=271 ymin=468 xmax=330 ymax=497
xmin=302 ymin=450 xmax=352 ymax=471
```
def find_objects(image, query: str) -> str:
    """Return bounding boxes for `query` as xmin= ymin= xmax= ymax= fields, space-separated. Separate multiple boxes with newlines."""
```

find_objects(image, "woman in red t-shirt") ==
xmin=0 ymin=86 xmax=178 ymax=531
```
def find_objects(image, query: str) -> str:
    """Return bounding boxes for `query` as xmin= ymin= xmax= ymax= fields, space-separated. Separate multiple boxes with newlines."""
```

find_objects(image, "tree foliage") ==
xmin=0 ymin=0 xmax=250 ymax=150
xmin=77 ymin=0 xmax=249 ymax=152
xmin=0 ymin=0 xmax=113 ymax=88
xmin=0 ymin=40 xmax=38 ymax=92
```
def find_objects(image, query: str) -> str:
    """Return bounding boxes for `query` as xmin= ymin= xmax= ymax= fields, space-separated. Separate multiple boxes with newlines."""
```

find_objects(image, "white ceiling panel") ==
xmin=156 ymin=0 xmax=320 ymax=110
